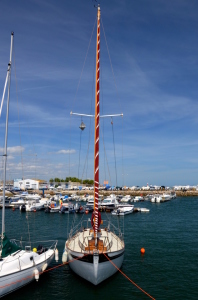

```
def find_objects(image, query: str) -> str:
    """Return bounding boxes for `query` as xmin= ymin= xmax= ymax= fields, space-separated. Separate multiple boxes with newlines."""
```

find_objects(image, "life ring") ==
xmin=91 ymin=211 xmax=101 ymax=229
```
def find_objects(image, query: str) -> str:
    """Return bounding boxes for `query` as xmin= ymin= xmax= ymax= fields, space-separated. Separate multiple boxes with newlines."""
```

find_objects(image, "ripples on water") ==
xmin=1 ymin=197 xmax=198 ymax=300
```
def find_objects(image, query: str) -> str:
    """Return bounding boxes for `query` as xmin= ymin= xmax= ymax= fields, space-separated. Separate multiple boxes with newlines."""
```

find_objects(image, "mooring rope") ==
xmin=0 ymin=250 xmax=155 ymax=300
xmin=103 ymin=253 xmax=155 ymax=300
xmin=0 ymin=253 xmax=88 ymax=289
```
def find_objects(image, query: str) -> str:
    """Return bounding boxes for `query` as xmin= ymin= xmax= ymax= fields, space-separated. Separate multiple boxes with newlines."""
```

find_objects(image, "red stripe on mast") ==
xmin=94 ymin=5 xmax=100 ymax=236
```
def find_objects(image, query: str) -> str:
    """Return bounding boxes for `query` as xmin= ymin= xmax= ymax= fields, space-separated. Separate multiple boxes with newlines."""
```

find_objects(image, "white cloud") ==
xmin=56 ymin=149 xmax=76 ymax=154
xmin=0 ymin=146 xmax=24 ymax=154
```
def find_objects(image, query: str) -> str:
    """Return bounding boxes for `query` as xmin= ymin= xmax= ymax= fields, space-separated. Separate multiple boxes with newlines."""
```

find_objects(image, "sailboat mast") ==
xmin=2 ymin=32 xmax=14 ymax=236
xmin=94 ymin=5 xmax=100 ymax=236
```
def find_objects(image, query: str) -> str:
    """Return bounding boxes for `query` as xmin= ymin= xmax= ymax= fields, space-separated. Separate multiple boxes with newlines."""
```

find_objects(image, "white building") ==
xmin=14 ymin=179 xmax=39 ymax=190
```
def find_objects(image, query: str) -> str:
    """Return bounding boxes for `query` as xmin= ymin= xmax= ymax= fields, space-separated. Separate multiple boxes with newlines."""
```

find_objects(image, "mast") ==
xmin=94 ymin=5 xmax=100 ymax=239
xmin=2 ymin=32 xmax=14 ymax=236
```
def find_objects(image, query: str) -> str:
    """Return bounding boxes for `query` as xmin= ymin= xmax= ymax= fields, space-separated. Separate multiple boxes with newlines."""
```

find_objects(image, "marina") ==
xmin=0 ymin=196 xmax=197 ymax=299
xmin=0 ymin=1 xmax=198 ymax=299
xmin=0 ymin=190 xmax=177 ymax=212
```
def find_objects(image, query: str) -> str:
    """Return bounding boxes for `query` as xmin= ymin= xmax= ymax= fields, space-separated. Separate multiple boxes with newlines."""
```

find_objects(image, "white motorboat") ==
xmin=63 ymin=6 xmax=124 ymax=285
xmin=19 ymin=191 xmax=29 ymax=198
xmin=100 ymin=194 xmax=119 ymax=208
xmin=161 ymin=193 xmax=172 ymax=202
xmin=25 ymin=193 xmax=41 ymax=201
xmin=132 ymin=196 xmax=144 ymax=202
xmin=20 ymin=200 xmax=44 ymax=212
xmin=84 ymin=197 xmax=94 ymax=211
xmin=10 ymin=199 xmax=25 ymax=208
xmin=112 ymin=204 xmax=134 ymax=215
xmin=170 ymin=191 xmax=176 ymax=199
xmin=120 ymin=195 xmax=131 ymax=203
xmin=50 ymin=204 xmax=61 ymax=213
xmin=40 ymin=197 xmax=52 ymax=207
xmin=151 ymin=195 xmax=162 ymax=203
xmin=59 ymin=203 xmax=75 ymax=214
xmin=9 ymin=195 xmax=21 ymax=202
xmin=144 ymin=194 xmax=153 ymax=201
xmin=0 ymin=32 xmax=58 ymax=298
xmin=140 ymin=208 xmax=150 ymax=212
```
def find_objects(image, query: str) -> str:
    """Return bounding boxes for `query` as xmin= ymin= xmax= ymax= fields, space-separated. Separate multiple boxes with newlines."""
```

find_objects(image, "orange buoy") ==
xmin=85 ymin=210 xmax=89 ymax=214
xmin=33 ymin=209 xmax=36 ymax=212
xmin=140 ymin=248 xmax=145 ymax=255
xmin=12 ymin=207 xmax=15 ymax=211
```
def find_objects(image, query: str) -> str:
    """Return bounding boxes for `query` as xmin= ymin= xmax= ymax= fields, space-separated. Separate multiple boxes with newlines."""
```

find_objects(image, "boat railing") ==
xmin=69 ymin=217 xmax=123 ymax=238
xmin=110 ymin=231 xmax=125 ymax=250
xmin=0 ymin=238 xmax=57 ymax=272
xmin=106 ymin=239 xmax=113 ymax=251
xmin=78 ymin=239 xmax=86 ymax=251
xmin=10 ymin=239 xmax=58 ymax=252
xmin=107 ymin=221 xmax=124 ymax=241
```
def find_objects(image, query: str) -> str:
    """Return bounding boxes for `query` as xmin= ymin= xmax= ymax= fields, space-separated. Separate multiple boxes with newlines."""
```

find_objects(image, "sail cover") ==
xmin=1 ymin=234 xmax=21 ymax=258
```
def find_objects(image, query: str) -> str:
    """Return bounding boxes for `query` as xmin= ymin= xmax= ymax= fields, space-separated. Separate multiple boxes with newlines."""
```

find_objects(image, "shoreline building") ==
xmin=14 ymin=179 xmax=48 ymax=190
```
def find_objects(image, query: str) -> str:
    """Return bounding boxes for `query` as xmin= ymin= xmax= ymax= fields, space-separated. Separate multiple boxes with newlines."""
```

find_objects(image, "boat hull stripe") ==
xmin=70 ymin=251 xmax=124 ymax=264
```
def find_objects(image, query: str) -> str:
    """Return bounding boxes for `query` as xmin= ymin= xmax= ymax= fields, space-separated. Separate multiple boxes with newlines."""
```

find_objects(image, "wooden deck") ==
xmin=85 ymin=238 xmax=107 ymax=252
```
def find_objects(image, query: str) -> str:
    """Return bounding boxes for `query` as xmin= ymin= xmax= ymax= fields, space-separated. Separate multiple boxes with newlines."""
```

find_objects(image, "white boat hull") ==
xmin=50 ymin=206 xmax=60 ymax=213
xmin=65 ymin=226 xmax=125 ymax=285
xmin=67 ymin=249 xmax=124 ymax=285
xmin=112 ymin=208 xmax=133 ymax=215
xmin=0 ymin=249 xmax=55 ymax=297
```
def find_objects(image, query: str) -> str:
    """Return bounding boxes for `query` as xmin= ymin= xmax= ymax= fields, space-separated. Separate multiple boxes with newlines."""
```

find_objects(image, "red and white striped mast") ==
xmin=70 ymin=5 xmax=123 ymax=245
xmin=93 ymin=5 xmax=101 ymax=239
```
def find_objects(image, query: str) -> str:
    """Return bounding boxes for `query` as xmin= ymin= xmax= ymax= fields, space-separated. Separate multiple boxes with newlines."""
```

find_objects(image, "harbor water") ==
xmin=1 ymin=196 xmax=198 ymax=300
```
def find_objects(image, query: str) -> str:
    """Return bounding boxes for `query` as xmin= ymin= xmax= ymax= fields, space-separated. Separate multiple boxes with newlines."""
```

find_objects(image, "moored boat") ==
xmin=151 ymin=195 xmax=162 ymax=203
xmin=120 ymin=195 xmax=131 ymax=203
xmin=63 ymin=6 xmax=125 ymax=285
xmin=112 ymin=204 xmax=134 ymax=215
xmin=132 ymin=196 xmax=144 ymax=202
xmin=0 ymin=32 xmax=58 ymax=297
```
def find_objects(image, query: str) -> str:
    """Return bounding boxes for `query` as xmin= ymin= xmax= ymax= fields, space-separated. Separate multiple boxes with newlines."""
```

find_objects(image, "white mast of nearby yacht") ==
xmin=1 ymin=32 xmax=14 ymax=236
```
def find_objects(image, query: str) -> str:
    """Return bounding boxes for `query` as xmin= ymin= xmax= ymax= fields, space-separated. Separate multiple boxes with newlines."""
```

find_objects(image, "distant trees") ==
xmin=82 ymin=179 xmax=94 ymax=185
xmin=54 ymin=178 xmax=60 ymax=182
xmin=65 ymin=177 xmax=81 ymax=183
xmin=49 ymin=177 xmax=94 ymax=185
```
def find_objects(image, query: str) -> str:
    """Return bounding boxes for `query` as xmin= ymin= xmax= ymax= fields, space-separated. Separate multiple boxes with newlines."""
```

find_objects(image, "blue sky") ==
xmin=0 ymin=0 xmax=198 ymax=187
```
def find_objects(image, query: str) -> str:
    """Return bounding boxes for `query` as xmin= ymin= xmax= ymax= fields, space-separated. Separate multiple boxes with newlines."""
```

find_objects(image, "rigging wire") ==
xmin=100 ymin=18 xmax=123 ymax=188
xmin=79 ymin=37 xmax=96 ymax=184
xmin=69 ymin=114 xmax=71 ymax=179
xmin=111 ymin=118 xmax=118 ymax=187
xmin=78 ymin=126 xmax=82 ymax=180
xmin=101 ymin=18 xmax=122 ymax=114
xmin=122 ymin=116 xmax=124 ymax=186
xmin=13 ymin=43 xmax=24 ymax=180
xmin=100 ymin=128 xmax=112 ymax=186
xmin=85 ymin=45 xmax=96 ymax=180
xmin=26 ymin=215 xmax=31 ymax=245
xmin=80 ymin=121 xmax=94 ymax=183
xmin=72 ymin=16 xmax=97 ymax=110
xmin=70 ymin=16 xmax=97 ymax=183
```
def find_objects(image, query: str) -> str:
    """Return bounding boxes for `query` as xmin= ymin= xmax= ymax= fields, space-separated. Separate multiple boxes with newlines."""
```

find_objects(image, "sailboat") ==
xmin=0 ymin=32 xmax=58 ymax=297
xmin=63 ymin=6 xmax=125 ymax=285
